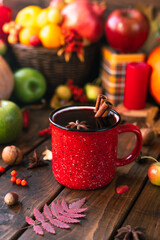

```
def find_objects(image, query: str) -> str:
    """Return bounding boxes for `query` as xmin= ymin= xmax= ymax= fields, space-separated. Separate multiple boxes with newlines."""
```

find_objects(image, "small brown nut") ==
xmin=4 ymin=192 xmax=19 ymax=206
xmin=2 ymin=145 xmax=23 ymax=165
xmin=140 ymin=127 xmax=156 ymax=145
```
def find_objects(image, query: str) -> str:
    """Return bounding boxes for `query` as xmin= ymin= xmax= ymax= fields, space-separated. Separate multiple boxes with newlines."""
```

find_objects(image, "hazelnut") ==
xmin=4 ymin=192 xmax=19 ymax=206
xmin=140 ymin=127 xmax=156 ymax=145
xmin=2 ymin=145 xmax=23 ymax=165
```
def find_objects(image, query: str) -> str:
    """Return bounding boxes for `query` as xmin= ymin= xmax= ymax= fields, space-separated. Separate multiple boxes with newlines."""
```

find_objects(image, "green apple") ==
xmin=13 ymin=68 xmax=47 ymax=103
xmin=84 ymin=83 xmax=102 ymax=101
xmin=0 ymin=100 xmax=23 ymax=144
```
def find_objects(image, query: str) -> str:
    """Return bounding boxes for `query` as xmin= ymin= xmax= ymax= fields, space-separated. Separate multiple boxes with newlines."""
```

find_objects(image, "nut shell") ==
xmin=4 ymin=192 xmax=19 ymax=206
xmin=2 ymin=145 xmax=23 ymax=165
xmin=140 ymin=127 xmax=156 ymax=145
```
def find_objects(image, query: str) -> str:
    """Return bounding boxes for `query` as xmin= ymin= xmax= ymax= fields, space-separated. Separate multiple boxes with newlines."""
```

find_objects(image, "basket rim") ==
xmin=11 ymin=42 xmax=99 ymax=52
xmin=12 ymin=43 xmax=58 ymax=53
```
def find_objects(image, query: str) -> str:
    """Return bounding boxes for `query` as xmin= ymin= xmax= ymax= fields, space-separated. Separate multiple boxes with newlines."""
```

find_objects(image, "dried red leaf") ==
xmin=49 ymin=218 xmax=70 ymax=229
xmin=25 ymin=197 xmax=87 ymax=236
xmin=26 ymin=216 xmax=35 ymax=225
xmin=44 ymin=203 xmax=70 ymax=229
xmin=61 ymin=199 xmax=69 ymax=212
xmin=57 ymin=215 xmax=80 ymax=223
xmin=34 ymin=208 xmax=45 ymax=222
xmin=116 ymin=185 xmax=129 ymax=194
xmin=56 ymin=200 xmax=64 ymax=214
xmin=69 ymin=197 xmax=86 ymax=209
xmin=42 ymin=222 xmax=55 ymax=234
xmin=33 ymin=225 xmax=44 ymax=235
xmin=62 ymin=212 xmax=86 ymax=218
xmin=43 ymin=204 xmax=52 ymax=220
xmin=51 ymin=201 xmax=59 ymax=217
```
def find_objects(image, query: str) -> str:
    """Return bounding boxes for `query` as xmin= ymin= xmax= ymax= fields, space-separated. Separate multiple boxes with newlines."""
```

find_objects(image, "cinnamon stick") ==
xmin=94 ymin=94 xmax=106 ymax=112
xmin=94 ymin=94 xmax=113 ymax=118
xmin=95 ymin=100 xmax=112 ymax=118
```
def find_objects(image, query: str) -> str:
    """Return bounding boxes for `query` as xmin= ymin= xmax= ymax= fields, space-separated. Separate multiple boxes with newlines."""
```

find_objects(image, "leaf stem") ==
xmin=141 ymin=156 xmax=159 ymax=163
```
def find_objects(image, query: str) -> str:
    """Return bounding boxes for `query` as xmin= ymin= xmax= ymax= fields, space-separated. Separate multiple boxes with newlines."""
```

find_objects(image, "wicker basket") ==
xmin=11 ymin=42 xmax=101 ymax=95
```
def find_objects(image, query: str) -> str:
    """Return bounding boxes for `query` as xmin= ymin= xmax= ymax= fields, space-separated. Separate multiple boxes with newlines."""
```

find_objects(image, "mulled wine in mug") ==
xmin=49 ymin=105 xmax=142 ymax=190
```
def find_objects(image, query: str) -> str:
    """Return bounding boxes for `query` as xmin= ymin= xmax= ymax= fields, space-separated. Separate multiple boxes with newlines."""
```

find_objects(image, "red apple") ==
xmin=105 ymin=9 xmax=150 ymax=53
xmin=29 ymin=35 xmax=41 ymax=46
xmin=0 ymin=2 xmax=12 ymax=42
xmin=148 ymin=162 xmax=160 ymax=186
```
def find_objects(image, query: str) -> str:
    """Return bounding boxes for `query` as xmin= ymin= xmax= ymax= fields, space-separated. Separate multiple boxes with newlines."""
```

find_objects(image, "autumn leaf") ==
xmin=25 ymin=198 xmax=87 ymax=236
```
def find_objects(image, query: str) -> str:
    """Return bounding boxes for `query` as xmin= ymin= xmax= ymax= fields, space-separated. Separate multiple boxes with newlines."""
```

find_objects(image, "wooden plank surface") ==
xmin=17 ymin=133 xmax=160 ymax=240
xmin=0 ymin=139 xmax=63 ymax=240
xmin=122 ymin=180 xmax=160 ymax=240
xmin=1 ymin=107 xmax=160 ymax=240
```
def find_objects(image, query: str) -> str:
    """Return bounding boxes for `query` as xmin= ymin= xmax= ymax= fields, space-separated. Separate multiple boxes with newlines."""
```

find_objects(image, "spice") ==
xmin=27 ymin=150 xmax=48 ymax=169
xmin=114 ymin=225 xmax=145 ymax=240
xmin=65 ymin=120 xmax=89 ymax=130
xmin=94 ymin=94 xmax=113 ymax=118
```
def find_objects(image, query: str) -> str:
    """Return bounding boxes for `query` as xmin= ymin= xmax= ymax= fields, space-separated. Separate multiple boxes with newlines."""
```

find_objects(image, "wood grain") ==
xmin=0 ymin=139 xmax=63 ymax=240
xmin=17 ymin=133 xmax=160 ymax=240
xmin=1 ymin=106 xmax=160 ymax=239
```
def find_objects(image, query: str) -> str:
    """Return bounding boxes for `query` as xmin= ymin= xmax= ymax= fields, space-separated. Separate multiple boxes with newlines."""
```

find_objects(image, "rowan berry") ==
xmin=11 ymin=176 xmax=17 ymax=183
xmin=21 ymin=179 xmax=27 ymax=186
xmin=0 ymin=166 xmax=5 ymax=173
xmin=11 ymin=170 xmax=17 ymax=176
xmin=16 ymin=178 xmax=21 ymax=185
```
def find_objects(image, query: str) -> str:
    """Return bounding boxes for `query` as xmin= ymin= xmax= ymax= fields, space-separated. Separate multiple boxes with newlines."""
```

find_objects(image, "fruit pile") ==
xmin=50 ymin=79 xmax=102 ymax=109
xmin=2 ymin=0 xmax=105 ymax=60
xmin=3 ymin=5 xmax=64 ymax=48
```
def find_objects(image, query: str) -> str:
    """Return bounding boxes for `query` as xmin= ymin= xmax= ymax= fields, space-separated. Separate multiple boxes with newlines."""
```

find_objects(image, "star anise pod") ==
xmin=27 ymin=150 xmax=48 ymax=169
xmin=65 ymin=120 xmax=89 ymax=130
xmin=114 ymin=225 xmax=145 ymax=240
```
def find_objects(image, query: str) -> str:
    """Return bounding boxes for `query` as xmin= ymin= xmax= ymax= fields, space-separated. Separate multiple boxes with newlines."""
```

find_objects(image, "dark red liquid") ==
xmin=53 ymin=107 xmax=117 ymax=130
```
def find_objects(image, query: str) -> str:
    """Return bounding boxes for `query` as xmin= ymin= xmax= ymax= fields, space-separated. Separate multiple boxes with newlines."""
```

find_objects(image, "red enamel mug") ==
xmin=49 ymin=106 xmax=142 ymax=190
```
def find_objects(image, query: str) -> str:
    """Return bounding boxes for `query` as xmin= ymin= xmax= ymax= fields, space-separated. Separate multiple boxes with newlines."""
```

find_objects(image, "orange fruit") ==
xmin=15 ymin=6 xmax=41 ymax=27
xmin=147 ymin=46 xmax=160 ymax=104
xmin=19 ymin=27 xmax=40 ymax=45
xmin=48 ymin=7 xmax=63 ymax=25
xmin=39 ymin=24 xmax=64 ymax=48
xmin=37 ymin=8 xmax=49 ymax=28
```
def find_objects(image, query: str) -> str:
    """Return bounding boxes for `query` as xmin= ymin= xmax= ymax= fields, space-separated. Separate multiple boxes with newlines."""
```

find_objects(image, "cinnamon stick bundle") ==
xmin=94 ymin=94 xmax=113 ymax=118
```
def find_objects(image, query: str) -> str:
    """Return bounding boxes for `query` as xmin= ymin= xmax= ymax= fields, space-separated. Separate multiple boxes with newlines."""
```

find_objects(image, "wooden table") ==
xmin=0 ymin=106 xmax=160 ymax=240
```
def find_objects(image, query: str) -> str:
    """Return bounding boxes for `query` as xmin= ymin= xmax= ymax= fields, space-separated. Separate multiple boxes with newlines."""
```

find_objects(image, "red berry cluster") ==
xmin=10 ymin=170 xmax=27 ymax=186
xmin=0 ymin=166 xmax=5 ymax=173
xmin=39 ymin=125 xmax=51 ymax=137
xmin=67 ymin=79 xmax=88 ymax=103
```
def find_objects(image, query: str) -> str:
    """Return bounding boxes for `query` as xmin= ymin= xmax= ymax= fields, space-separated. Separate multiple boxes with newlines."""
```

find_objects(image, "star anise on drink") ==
xmin=114 ymin=225 xmax=145 ymax=240
xmin=65 ymin=120 xmax=89 ymax=130
xmin=27 ymin=150 xmax=48 ymax=169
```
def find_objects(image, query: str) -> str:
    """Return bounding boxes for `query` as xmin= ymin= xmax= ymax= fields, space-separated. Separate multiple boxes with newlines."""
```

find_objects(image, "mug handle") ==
xmin=116 ymin=124 xmax=142 ymax=167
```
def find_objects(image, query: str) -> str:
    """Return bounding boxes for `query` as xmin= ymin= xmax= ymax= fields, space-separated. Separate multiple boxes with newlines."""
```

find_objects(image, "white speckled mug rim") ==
xmin=49 ymin=106 xmax=121 ymax=132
